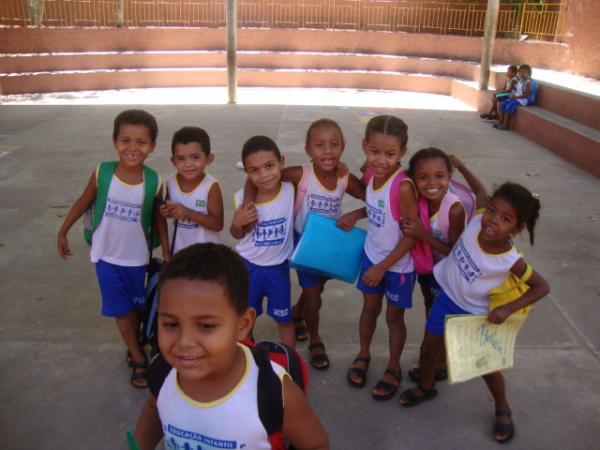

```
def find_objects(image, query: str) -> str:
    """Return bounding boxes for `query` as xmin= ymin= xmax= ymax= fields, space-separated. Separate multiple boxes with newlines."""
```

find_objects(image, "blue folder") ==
xmin=290 ymin=212 xmax=366 ymax=284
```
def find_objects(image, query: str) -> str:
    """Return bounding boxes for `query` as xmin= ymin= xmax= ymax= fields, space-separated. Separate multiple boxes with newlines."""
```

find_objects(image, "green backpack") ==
xmin=83 ymin=161 xmax=160 ymax=249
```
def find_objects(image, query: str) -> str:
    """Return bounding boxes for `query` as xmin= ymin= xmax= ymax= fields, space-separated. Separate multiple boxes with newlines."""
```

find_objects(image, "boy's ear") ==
xmin=280 ymin=155 xmax=285 ymax=168
xmin=207 ymin=153 xmax=215 ymax=165
xmin=236 ymin=307 xmax=256 ymax=341
xmin=150 ymin=141 xmax=157 ymax=152
xmin=170 ymin=155 xmax=176 ymax=166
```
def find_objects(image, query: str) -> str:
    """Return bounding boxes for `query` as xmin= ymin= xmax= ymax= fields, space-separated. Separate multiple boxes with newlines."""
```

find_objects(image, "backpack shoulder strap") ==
xmin=147 ymin=353 xmax=172 ymax=399
xmin=293 ymin=164 xmax=311 ymax=216
xmin=389 ymin=169 xmax=414 ymax=223
xmin=141 ymin=165 xmax=159 ymax=240
xmin=93 ymin=161 xmax=118 ymax=231
xmin=251 ymin=347 xmax=285 ymax=449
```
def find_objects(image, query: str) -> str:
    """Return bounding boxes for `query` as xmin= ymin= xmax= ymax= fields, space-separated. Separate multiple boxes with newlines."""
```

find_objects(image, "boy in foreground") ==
xmin=134 ymin=243 xmax=329 ymax=450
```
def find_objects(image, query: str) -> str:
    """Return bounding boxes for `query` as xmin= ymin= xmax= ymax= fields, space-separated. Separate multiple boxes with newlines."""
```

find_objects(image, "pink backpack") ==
xmin=363 ymin=169 xmax=476 ymax=275
xmin=363 ymin=168 xmax=433 ymax=275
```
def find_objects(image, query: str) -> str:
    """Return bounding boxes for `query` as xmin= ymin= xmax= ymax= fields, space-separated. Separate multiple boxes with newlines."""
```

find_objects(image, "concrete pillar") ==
xmin=226 ymin=0 xmax=237 ymax=104
xmin=479 ymin=0 xmax=500 ymax=90
xmin=26 ymin=0 xmax=45 ymax=26
xmin=116 ymin=0 xmax=124 ymax=27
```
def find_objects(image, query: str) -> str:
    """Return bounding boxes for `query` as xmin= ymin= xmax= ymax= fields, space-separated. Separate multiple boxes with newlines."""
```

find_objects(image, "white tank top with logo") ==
xmin=433 ymin=214 xmax=521 ymax=314
xmin=167 ymin=174 xmax=221 ymax=254
xmin=294 ymin=163 xmax=347 ymax=234
xmin=234 ymin=182 xmax=294 ymax=266
xmin=364 ymin=168 xmax=414 ymax=273
xmin=157 ymin=345 xmax=287 ymax=450
xmin=90 ymin=173 xmax=160 ymax=267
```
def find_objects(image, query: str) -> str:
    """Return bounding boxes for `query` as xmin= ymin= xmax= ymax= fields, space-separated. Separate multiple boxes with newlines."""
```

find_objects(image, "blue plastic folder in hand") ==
xmin=290 ymin=212 xmax=366 ymax=284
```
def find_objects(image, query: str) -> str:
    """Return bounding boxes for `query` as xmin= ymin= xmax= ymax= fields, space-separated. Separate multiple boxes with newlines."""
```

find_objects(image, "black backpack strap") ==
xmin=251 ymin=347 xmax=284 ymax=436
xmin=147 ymin=352 xmax=172 ymax=398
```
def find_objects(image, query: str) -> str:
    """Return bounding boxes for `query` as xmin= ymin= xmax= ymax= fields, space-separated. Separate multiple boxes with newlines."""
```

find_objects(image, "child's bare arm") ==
xmin=402 ymin=202 xmax=465 ymax=256
xmin=57 ymin=171 xmax=97 ymax=259
xmin=281 ymin=165 xmax=303 ymax=186
xmin=448 ymin=154 xmax=489 ymax=210
xmin=362 ymin=181 xmax=416 ymax=286
xmin=153 ymin=186 xmax=170 ymax=262
xmin=241 ymin=177 xmax=258 ymax=208
xmin=281 ymin=377 xmax=330 ymax=450
xmin=230 ymin=202 xmax=258 ymax=239
xmin=134 ymin=395 xmax=164 ymax=450
xmin=337 ymin=207 xmax=366 ymax=231
xmin=345 ymin=173 xmax=366 ymax=201
xmin=488 ymin=258 xmax=550 ymax=324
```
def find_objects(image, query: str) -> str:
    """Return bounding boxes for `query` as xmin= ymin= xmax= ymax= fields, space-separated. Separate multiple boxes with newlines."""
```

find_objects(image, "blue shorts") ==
xmin=293 ymin=232 xmax=328 ymax=289
xmin=500 ymin=99 xmax=523 ymax=115
xmin=244 ymin=259 xmax=292 ymax=323
xmin=95 ymin=260 xmax=147 ymax=317
xmin=356 ymin=253 xmax=415 ymax=309
xmin=425 ymin=289 xmax=472 ymax=336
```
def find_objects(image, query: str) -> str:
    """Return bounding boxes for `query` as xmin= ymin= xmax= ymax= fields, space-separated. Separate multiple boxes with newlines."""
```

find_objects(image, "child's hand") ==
xmin=362 ymin=264 xmax=385 ymax=287
xmin=487 ymin=305 xmax=512 ymax=324
xmin=335 ymin=162 xmax=349 ymax=179
xmin=161 ymin=200 xmax=189 ymax=221
xmin=448 ymin=154 xmax=465 ymax=171
xmin=162 ymin=249 xmax=172 ymax=263
xmin=337 ymin=211 xmax=359 ymax=231
xmin=233 ymin=202 xmax=258 ymax=229
xmin=401 ymin=217 xmax=427 ymax=240
xmin=57 ymin=234 xmax=72 ymax=259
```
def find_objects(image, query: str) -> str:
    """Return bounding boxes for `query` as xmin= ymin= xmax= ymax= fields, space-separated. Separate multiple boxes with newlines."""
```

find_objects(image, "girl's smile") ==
xmin=306 ymin=125 xmax=344 ymax=173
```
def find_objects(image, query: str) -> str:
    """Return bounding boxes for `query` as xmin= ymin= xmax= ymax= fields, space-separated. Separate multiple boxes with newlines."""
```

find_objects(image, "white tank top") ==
xmin=157 ymin=345 xmax=287 ymax=450
xmin=234 ymin=182 xmax=294 ymax=266
xmin=429 ymin=191 xmax=464 ymax=263
xmin=294 ymin=163 xmax=347 ymax=234
xmin=433 ymin=214 xmax=521 ymax=314
xmin=90 ymin=173 xmax=160 ymax=266
xmin=364 ymin=168 xmax=414 ymax=273
xmin=167 ymin=174 xmax=221 ymax=254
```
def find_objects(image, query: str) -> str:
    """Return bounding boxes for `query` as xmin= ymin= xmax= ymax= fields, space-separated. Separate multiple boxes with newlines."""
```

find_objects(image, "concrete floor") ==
xmin=1 ymin=97 xmax=599 ymax=449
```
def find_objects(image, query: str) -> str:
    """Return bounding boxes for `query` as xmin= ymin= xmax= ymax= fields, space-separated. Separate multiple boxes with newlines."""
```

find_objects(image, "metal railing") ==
xmin=0 ymin=1 xmax=566 ymax=41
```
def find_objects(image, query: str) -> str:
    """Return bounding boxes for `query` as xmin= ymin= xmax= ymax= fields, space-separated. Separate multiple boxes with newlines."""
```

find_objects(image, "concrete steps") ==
xmin=513 ymin=106 xmax=600 ymax=177
xmin=0 ymin=27 xmax=598 ymax=177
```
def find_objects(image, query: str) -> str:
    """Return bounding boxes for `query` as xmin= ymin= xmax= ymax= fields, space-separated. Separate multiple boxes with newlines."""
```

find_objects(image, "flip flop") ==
xmin=347 ymin=356 xmax=371 ymax=388
xmin=399 ymin=384 xmax=438 ymax=407
xmin=308 ymin=342 xmax=329 ymax=370
xmin=371 ymin=368 xmax=402 ymax=401
xmin=293 ymin=316 xmax=308 ymax=342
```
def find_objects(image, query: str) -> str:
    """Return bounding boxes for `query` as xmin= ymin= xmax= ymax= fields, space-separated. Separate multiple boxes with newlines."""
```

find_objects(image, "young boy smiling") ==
xmin=160 ymin=126 xmax=223 ymax=254
xmin=230 ymin=136 xmax=296 ymax=348
xmin=134 ymin=243 xmax=329 ymax=450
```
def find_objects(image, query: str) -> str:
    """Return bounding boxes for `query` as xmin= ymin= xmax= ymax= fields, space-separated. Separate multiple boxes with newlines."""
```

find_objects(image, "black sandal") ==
xmin=293 ymin=316 xmax=308 ymax=342
xmin=494 ymin=409 xmax=515 ymax=444
xmin=130 ymin=360 xmax=148 ymax=389
xmin=371 ymin=368 xmax=402 ymax=401
xmin=399 ymin=384 xmax=438 ymax=407
xmin=347 ymin=356 xmax=371 ymax=388
xmin=308 ymin=342 xmax=330 ymax=370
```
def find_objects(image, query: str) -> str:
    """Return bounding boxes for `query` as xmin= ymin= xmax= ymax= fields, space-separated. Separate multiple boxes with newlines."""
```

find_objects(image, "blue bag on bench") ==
xmin=290 ymin=212 xmax=366 ymax=284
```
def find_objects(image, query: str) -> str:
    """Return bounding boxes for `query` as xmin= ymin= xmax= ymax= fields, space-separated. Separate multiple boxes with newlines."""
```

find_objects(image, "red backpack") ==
xmin=148 ymin=340 xmax=309 ymax=450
